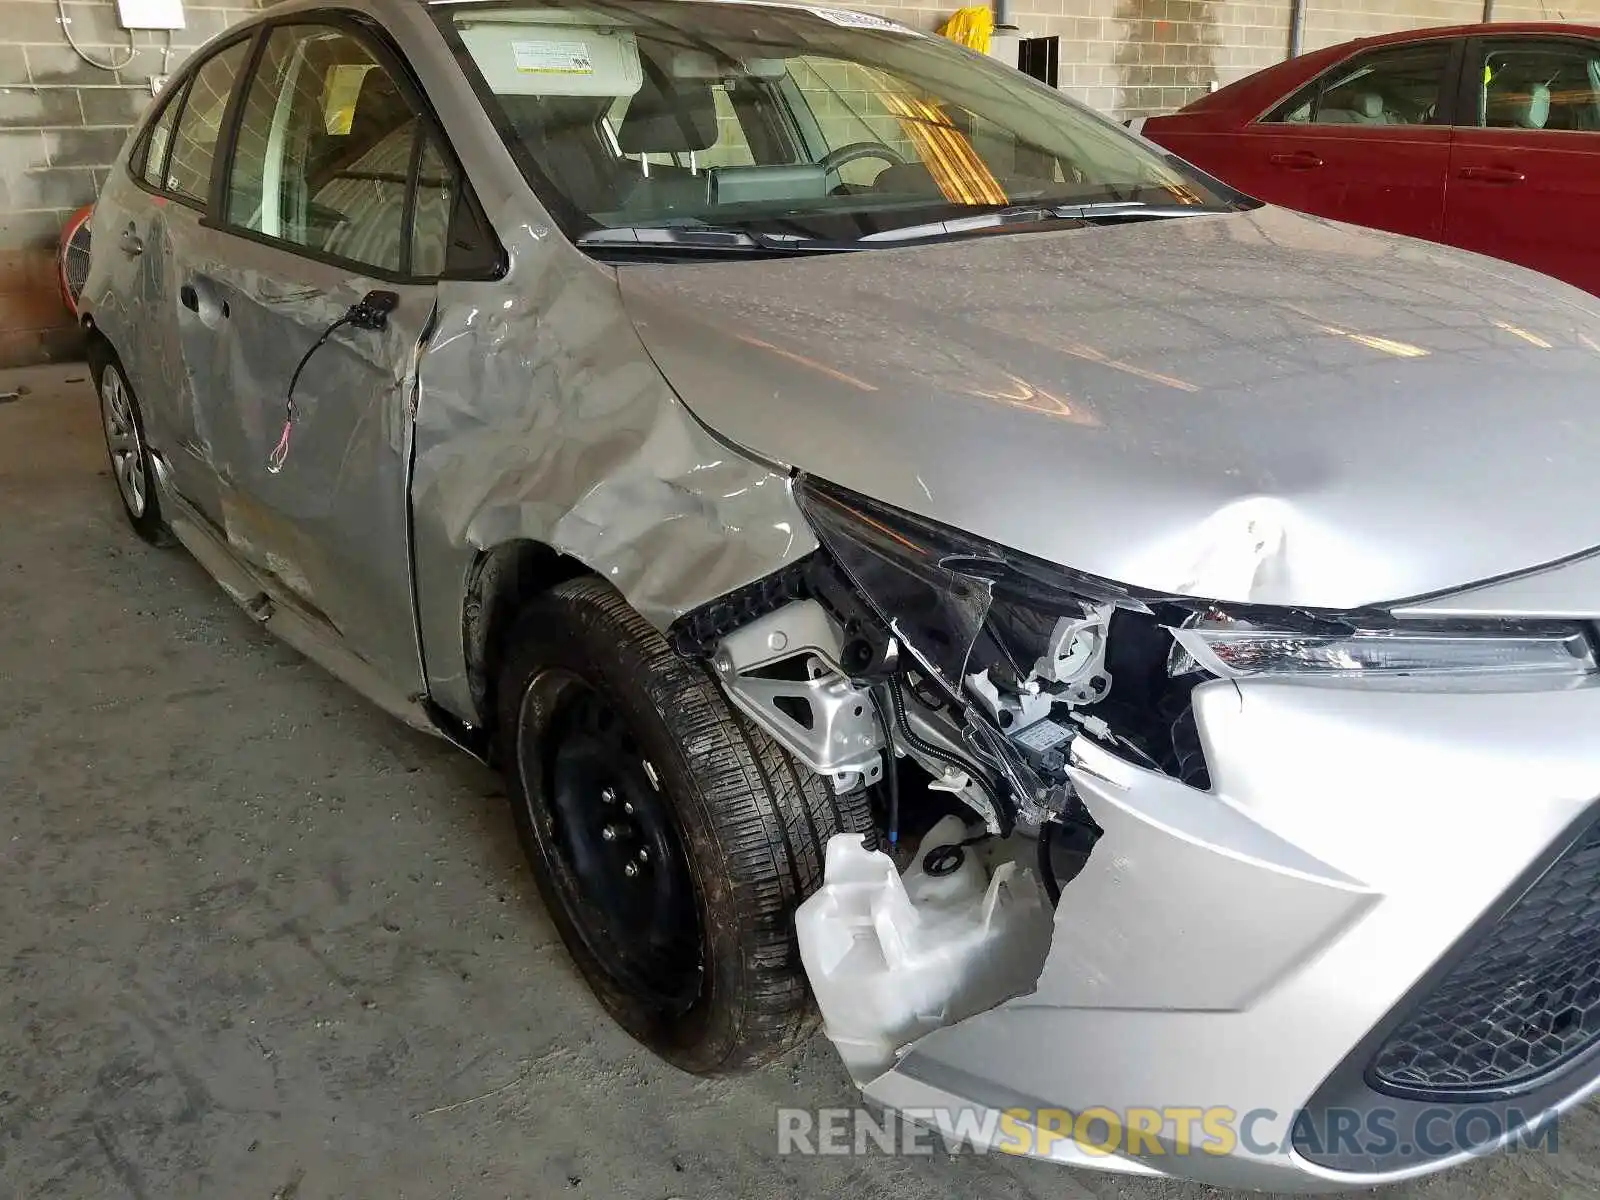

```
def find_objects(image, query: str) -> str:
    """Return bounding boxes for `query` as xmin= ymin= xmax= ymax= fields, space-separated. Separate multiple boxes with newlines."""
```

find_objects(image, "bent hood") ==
xmin=617 ymin=206 xmax=1600 ymax=610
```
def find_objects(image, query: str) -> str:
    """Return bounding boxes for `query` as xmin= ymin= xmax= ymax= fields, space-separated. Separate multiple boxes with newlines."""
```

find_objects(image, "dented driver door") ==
xmin=190 ymin=20 xmax=453 ymax=691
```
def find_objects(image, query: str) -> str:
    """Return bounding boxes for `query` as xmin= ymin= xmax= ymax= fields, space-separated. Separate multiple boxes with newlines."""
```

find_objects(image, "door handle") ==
xmin=1269 ymin=151 xmax=1324 ymax=170
xmin=119 ymin=226 xmax=143 ymax=256
xmin=1459 ymin=165 xmax=1525 ymax=184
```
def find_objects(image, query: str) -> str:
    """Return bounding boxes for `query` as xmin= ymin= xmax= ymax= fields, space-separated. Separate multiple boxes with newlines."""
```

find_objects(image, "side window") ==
xmin=227 ymin=25 xmax=420 ymax=274
xmin=1266 ymin=44 xmax=1452 ymax=128
xmin=136 ymin=80 xmax=185 ymax=187
xmin=411 ymin=135 xmax=455 ymax=277
xmin=1477 ymin=41 xmax=1600 ymax=132
xmin=165 ymin=39 xmax=250 ymax=204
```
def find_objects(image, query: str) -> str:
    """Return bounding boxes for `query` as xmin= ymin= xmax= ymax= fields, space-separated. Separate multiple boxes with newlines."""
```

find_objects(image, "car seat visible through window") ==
xmin=313 ymin=67 xmax=416 ymax=271
xmin=1319 ymin=91 xmax=1390 ymax=124
xmin=612 ymin=60 xmax=718 ymax=216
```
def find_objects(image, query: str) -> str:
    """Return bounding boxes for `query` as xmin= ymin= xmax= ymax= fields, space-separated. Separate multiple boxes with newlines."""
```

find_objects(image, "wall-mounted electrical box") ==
xmin=115 ymin=0 xmax=185 ymax=31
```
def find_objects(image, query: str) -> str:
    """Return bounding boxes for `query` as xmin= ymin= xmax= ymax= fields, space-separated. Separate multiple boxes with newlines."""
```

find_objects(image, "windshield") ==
xmin=434 ymin=0 xmax=1237 ymax=243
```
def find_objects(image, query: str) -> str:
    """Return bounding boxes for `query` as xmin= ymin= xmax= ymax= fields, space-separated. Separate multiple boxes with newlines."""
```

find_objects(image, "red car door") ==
xmin=1161 ymin=40 xmax=1460 ymax=241
xmin=1446 ymin=35 xmax=1600 ymax=293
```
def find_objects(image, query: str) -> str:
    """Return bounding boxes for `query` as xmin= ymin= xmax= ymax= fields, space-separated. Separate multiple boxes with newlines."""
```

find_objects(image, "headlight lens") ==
xmin=794 ymin=476 xmax=1135 ymax=696
xmin=1170 ymin=616 xmax=1597 ymax=679
xmin=796 ymin=475 xmax=1600 ymax=692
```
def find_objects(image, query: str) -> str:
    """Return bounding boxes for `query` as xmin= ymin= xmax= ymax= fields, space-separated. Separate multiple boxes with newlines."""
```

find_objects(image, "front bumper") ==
xmin=862 ymin=675 xmax=1600 ymax=1190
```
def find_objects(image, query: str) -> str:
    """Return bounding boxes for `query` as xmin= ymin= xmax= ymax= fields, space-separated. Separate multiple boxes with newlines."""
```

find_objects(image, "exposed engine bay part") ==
xmin=1034 ymin=604 xmax=1115 ymax=701
xmin=885 ymin=673 xmax=1007 ymax=835
xmin=711 ymin=599 xmax=886 ymax=793
xmin=686 ymin=474 xmax=1479 ymax=897
xmin=796 ymin=816 xmax=1055 ymax=1085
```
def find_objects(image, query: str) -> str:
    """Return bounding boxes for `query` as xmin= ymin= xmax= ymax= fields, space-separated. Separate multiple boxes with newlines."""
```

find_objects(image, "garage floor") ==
xmin=4 ymin=365 xmax=1600 ymax=1200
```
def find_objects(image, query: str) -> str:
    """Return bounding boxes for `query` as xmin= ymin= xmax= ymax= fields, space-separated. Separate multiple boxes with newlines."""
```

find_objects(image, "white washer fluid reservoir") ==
xmin=795 ymin=814 xmax=1056 ymax=1085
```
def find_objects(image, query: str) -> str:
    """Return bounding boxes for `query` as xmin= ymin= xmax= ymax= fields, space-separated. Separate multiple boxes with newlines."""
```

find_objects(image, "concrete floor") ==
xmin=4 ymin=364 xmax=1600 ymax=1200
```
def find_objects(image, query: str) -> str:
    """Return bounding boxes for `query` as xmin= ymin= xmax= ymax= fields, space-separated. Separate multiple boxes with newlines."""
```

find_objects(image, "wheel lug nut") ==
xmin=623 ymin=801 xmax=634 ymax=815
xmin=623 ymin=862 xmax=640 ymax=878
xmin=600 ymin=786 xmax=616 ymax=805
xmin=601 ymin=824 xmax=621 ymax=842
xmin=636 ymin=847 xmax=649 ymax=863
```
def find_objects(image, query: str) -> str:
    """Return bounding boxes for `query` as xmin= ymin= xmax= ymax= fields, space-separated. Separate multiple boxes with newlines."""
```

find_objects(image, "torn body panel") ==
xmin=410 ymin=226 xmax=815 ymax=724
xmin=831 ymin=675 xmax=1600 ymax=1189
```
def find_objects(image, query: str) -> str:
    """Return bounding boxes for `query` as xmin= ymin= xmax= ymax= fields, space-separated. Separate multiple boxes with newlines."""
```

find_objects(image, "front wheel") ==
xmin=498 ymin=577 xmax=876 ymax=1075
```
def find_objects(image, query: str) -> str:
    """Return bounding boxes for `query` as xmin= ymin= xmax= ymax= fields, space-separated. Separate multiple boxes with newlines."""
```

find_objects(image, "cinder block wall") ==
xmin=0 ymin=0 xmax=264 ymax=367
xmin=2 ymin=0 xmax=1600 ymax=367
xmin=859 ymin=0 xmax=1600 ymax=117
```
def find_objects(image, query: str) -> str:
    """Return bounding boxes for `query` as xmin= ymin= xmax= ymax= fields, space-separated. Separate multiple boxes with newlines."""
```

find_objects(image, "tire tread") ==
xmin=499 ymin=576 xmax=876 ymax=1074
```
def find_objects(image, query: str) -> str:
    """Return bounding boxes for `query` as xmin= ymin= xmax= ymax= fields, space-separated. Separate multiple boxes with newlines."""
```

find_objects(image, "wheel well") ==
xmin=82 ymin=320 xmax=112 ymax=371
xmin=465 ymin=540 xmax=593 ymax=746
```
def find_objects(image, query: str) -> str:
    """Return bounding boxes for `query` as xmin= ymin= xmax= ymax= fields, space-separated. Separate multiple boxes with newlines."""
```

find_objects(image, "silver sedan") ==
xmin=79 ymin=0 xmax=1600 ymax=1189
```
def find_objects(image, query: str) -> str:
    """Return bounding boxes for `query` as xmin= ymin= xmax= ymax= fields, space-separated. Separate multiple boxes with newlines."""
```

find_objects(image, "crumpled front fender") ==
xmin=409 ymin=224 xmax=813 ymax=723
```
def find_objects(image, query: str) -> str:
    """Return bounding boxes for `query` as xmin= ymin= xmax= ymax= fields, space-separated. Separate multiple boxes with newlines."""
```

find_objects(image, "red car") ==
xmin=1135 ymin=23 xmax=1600 ymax=294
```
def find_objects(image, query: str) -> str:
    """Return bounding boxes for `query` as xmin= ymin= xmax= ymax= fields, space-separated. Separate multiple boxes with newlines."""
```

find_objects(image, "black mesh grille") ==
xmin=1370 ymin=819 xmax=1600 ymax=1099
xmin=63 ymin=220 xmax=92 ymax=299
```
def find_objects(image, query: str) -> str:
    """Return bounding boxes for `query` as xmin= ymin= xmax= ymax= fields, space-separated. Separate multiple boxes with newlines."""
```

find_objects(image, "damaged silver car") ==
xmin=81 ymin=0 xmax=1600 ymax=1189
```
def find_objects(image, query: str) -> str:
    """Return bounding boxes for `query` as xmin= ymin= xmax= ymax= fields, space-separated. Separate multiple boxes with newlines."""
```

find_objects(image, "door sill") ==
xmin=164 ymin=496 xmax=441 ymax=737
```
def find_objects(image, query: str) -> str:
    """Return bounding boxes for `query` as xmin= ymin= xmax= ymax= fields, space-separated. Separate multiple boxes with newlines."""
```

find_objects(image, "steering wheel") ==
xmin=819 ymin=141 xmax=907 ymax=181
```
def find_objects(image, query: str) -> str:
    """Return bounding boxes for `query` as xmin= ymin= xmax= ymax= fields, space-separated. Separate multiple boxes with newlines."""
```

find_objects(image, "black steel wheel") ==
xmin=498 ymin=577 xmax=876 ymax=1075
xmin=527 ymin=671 xmax=704 ymax=1013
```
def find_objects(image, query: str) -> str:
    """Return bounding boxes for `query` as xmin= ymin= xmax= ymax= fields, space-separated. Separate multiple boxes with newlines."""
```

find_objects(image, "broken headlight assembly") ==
xmin=794 ymin=477 xmax=1600 ymax=834
xmin=794 ymin=476 xmax=1180 ymax=839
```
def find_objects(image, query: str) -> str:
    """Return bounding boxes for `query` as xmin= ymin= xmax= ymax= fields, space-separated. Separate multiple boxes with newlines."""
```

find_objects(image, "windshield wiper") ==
xmin=577 ymin=226 xmax=855 ymax=254
xmin=861 ymin=201 xmax=1220 ymax=244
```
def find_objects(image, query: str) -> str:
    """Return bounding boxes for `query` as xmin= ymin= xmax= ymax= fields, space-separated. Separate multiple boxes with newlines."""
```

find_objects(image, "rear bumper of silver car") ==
xmin=861 ymin=674 xmax=1600 ymax=1190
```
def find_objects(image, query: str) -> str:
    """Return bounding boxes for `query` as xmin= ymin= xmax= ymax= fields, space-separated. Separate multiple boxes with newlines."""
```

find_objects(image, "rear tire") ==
xmin=498 ymin=576 xmax=876 ymax=1075
xmin=90 ymin=349 xmax=170 ymax=546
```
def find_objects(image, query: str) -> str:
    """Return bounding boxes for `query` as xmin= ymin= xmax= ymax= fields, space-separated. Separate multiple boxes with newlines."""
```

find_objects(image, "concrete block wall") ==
xmin=855 ymin=0 xmax=1600 ymax=119
xmin=0 ymin=0 xmax=264 ymax=366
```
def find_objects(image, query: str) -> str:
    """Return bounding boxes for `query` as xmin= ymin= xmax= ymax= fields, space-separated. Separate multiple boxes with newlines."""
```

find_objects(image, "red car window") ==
xmin=1262 ymin=43 xmax=1452 ymax=128
xmin=1474 ymin=41 xmax=1600 ymax=131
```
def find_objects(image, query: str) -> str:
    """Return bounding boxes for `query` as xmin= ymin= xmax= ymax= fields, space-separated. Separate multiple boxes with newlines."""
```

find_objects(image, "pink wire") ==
xmin=267 ymin=418 xmax=292 ymax=474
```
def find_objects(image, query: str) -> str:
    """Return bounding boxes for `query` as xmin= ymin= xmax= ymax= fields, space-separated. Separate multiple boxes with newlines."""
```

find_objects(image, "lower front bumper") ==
xmin=860 ymin=675 xmax=1600 ymax=1190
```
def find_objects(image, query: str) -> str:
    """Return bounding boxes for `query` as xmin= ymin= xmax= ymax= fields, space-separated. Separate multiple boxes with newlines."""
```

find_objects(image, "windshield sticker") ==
xmin=807 ymin=8 xmax=916 ymax=32
xmin=512 ymin=39 xmax=595 ymax=75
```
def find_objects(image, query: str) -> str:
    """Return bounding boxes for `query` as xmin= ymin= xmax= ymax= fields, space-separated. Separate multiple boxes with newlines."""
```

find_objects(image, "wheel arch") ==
xmin=463 ymin=538 xmax=594 ymax=748
xmin=81 ymin=317 xmax=114 ymax=370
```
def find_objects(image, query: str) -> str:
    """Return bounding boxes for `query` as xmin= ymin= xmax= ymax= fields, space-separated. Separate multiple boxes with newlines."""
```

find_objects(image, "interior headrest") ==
xmin=1356 ymin=92 xmax=1384 ymax=118
xmin=1488 ymin=80 xmax=1553 ymax=129
xmin=1519 ymin=82 xmax=1552 ymax=128
xmin=616 ymin=63 xmax=716 ymax=155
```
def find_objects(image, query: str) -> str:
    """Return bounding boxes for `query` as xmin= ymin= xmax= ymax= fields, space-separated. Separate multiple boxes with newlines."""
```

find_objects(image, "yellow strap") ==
xmin=937 ymin=6 xmax=993 ymax=53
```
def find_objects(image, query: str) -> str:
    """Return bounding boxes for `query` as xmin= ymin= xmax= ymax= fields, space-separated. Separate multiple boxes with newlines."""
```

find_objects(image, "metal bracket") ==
xmin=714 ymin=598 xmax=848 ymax=676
xmin=713 ymin=601 xmax=885 ymax=793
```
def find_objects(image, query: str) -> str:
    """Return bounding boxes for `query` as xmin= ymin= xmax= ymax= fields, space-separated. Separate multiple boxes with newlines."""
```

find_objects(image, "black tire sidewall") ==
xmin=498 ymin=585 xmax=763 ymax=1074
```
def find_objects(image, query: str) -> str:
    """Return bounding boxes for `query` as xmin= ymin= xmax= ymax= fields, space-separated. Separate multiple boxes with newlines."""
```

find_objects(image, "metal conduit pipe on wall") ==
xmin=1288 ymin=0 xmax=1305 ymax=57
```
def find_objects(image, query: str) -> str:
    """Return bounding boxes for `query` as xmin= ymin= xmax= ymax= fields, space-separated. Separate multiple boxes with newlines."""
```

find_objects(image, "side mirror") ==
xmin=347 ymin=289 xmax=400 ymax=331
